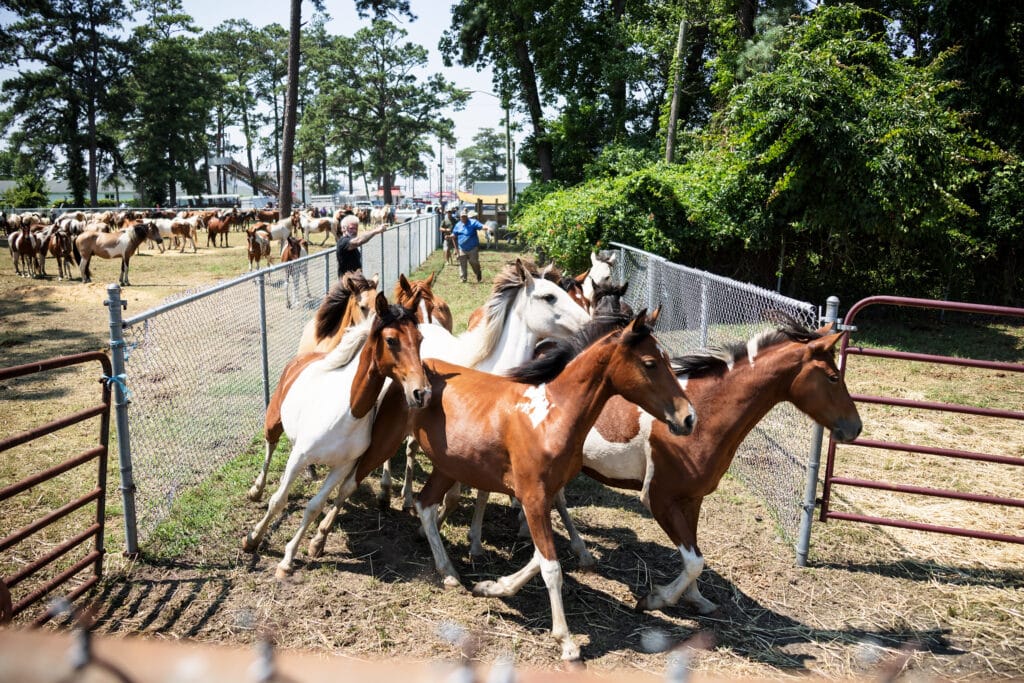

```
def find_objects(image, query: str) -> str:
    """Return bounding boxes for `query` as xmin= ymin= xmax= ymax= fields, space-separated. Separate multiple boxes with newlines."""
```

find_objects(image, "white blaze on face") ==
xmin=517 ymin=383 xmax=551 ymax=428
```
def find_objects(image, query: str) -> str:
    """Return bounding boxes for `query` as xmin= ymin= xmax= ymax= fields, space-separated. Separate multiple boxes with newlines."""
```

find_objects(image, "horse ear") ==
xmin=590 ymin=252 xmax=600 ymax=267
xmin=515 ymin=258 xmax=534 ymax=285
xmin=370 ymin=272 xmax=380 ymax=289
xmin=811 ymin=331 xmax=844 ymax=354
xmin=399 ymin=273 xmax=412 ymax=294
xmin=647 ymin=306 xmax=661 ymax=327
xmin=425 ymin=271 xmax=436 ymax=287
xmin=815 ymin=321 xmax=836 ymax=335
xmin=574 ymin=269 xmax=589 ymax=284
xmin=374 ymin=292 xmax=389 ymax=317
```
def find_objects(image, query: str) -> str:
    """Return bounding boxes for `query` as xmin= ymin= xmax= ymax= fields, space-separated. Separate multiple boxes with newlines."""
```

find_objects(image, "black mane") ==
xmin=505 ymin=310 xmax=639 ymax=385
xmin=671 ymin=310 xmax=823 ymax=377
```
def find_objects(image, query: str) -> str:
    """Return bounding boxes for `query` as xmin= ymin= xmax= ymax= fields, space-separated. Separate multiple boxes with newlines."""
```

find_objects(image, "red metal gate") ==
xmin=0 ymin=351 xmax=113 ymax=624
xmin=820 ymin=296 xmax=1024 ymax=543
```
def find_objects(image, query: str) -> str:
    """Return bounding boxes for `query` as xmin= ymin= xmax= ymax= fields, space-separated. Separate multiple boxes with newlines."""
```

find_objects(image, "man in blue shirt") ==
xmin=451 ymin=209 xmax=483 ymax=283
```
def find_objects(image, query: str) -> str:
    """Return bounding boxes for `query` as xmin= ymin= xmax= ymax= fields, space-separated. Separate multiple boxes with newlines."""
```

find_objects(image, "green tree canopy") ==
xmin=456 ymin=127 xmax=506 ymax=188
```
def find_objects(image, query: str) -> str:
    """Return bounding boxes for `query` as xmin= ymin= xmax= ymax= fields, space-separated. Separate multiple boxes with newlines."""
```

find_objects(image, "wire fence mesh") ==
xmin=610 ymin=243 xmax=820 ymax=542
xmin=117 ymin=215 xmax=440 ymax=541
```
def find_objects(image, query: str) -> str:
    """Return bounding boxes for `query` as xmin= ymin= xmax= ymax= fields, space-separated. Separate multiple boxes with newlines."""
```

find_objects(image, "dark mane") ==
xmin=671 ymin=310 xmax=823 ymax=377
xmin=505 ymin=310 xmax=637 ymax=385
xmin=314 ymin=279 xmax=354 ymax=340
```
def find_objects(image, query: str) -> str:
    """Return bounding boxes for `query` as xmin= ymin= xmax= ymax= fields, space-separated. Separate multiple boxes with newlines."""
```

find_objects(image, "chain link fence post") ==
xmin=104 ymin=284 xmax=140 ymax=557
xmin=257 ymin=273 xmax=270 ymax=409
xmin=795 ymin=295 xmax=840 ymax=567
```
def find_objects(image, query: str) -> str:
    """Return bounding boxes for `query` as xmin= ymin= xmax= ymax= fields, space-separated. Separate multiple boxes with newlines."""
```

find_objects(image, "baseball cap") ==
xmin=459 ymin=209 xmax=468 ymax=217
xmin=468 ymin=210 xmax=478 ymax=218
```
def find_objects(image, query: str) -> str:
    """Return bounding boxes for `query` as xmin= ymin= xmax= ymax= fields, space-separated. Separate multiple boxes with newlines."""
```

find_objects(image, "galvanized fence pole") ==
xmin=325 ymin=246 xmax=332 ymax=292
xmin=795 ymin=295 xmax=841 ymax=566
xmin=104 ymin=284 xmax=140 ymax=557
xmin=257 ymin=273 xmax=270 ymax=409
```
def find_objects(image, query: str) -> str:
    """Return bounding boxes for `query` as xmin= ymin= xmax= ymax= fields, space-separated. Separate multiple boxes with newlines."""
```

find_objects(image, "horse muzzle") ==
xmin=667 ymin=406 xmax=696 ymax=436
xmin=408 ymin=386 xmax=432 ymax=409
xmin=832 ymin=417 xmax=862 ymax=443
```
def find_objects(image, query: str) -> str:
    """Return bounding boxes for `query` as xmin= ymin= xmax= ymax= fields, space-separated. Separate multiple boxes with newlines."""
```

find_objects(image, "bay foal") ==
xmin=352 ymin=309 xmax=693 ymax=660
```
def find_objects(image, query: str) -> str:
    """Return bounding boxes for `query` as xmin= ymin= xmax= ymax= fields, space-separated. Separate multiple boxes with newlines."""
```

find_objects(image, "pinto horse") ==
xmin=282 ymin=235 xmax=312 ymax=309
xmin=582 ymin=250 xmax=616 ymax=305
xmin=346 ymin=258 xmax=590 ymax=512
xmin=476 ymin=312 xmax=861 ymax=616
xmin=74 ymin=222 xmax=162 ymax=285
xmin=293 ymin=271 xmax=380 ymax=357
xmin=39 ymin=227 xmax=74 ymax=280
xmin=242 ymin=294 xmax=431 ymax=579
xmin=346 ymin=309 xmax=692 ymax=660
xmin=9 ymin=226 xmax=40 ymax=278
xmin=246 ymin=230 xmax=272 ymax=271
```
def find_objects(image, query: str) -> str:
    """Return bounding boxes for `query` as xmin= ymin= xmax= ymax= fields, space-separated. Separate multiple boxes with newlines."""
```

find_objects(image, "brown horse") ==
xmin=39 ymin=227 xmax=74 ymax=280
xmin=242 ymin=294 xmax=431 ymax=579
xmin=336 ymin=308 xmax=692 ymax=660
xmin=293 ymin=271 xmax=380 ymax=356
xmin=393 ymin=272 xmax=453 ymax=332
xmin=74 ymin=222 xmax=162 ymax=285
xmin=470 ymin=313 xmax=862 ymax=616
xmin=206 ymin=216 xmax=231 ymax=247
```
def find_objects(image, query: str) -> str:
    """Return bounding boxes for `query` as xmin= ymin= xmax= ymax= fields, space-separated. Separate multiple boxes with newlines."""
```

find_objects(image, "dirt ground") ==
xmin=2 ymin=234 xmax=1023 ymax=680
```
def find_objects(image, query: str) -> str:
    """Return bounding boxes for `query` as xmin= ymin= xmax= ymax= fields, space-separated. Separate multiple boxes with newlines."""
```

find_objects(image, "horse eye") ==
xmin=385 ymin=337 xmax=399 ymax=349
xmin=827 ymin=373 xmax=839 ymax=384
xmin=541 ymin=294 xmax=557 ymax=304
xmin=643 ymin=358 xmax=657 ymax=368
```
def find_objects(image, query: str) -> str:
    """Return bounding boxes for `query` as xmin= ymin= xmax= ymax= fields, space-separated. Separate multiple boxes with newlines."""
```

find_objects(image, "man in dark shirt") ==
xmin=336 ymin=214 xmax=387 ymax=277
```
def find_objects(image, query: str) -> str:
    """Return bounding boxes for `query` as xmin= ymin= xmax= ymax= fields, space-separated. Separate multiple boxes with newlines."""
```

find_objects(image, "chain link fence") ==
xmin=610 ymin=243 xmax=820 ymax=542
xmin=110 ymin=215 xmax=440 ymax=546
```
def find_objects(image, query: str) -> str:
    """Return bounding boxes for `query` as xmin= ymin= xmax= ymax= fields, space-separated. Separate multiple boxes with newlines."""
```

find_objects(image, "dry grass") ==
xmin=1 ymin=233 xmax=1023 ymax=679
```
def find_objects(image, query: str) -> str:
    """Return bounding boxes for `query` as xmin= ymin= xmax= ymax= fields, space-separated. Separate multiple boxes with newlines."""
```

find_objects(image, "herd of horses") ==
xmin=2 ymin=204 xmax=396 ymax=286
xmin=240 ymin=251 xmax=863 ymax=661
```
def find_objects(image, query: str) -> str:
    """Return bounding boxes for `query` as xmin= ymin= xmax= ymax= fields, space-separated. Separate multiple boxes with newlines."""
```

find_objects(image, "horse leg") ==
xmin=247 ymin=438 xmax=279 ymax=501
xmin=276 ymin=465 xmax=352 ymax=579
xmin=435 ymin=482 xmax=462 ymax=527
xmin=415 ymin=470 xmax=462 ymax=588
xmin=377 ymin=458 xmax=393 ymax=508
xmin=635 ymin=497 xmax=716 ymax=614
xmin=120 ymin=256 xmax=130 ymax=286
xmin=306 ymin=470 xmax=360 ymax=559
xmin=398 ymin=438 xmax=419 ymax=511
xmin=553 ymin=488 xmax=595 ymax=569
xmin=468 ymin=490 xmax=490 ymax=558
xmin=79 ymin=254 xmax=90 ymax=283
xmin=474 ymin=493 xmax=580 ymax=661
xmin=243 ymin=451 xmax=306 ymax=553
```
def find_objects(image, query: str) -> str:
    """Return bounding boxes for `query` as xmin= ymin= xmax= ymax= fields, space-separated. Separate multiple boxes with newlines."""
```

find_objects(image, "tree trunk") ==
xmin=242 ymin=104 xmax=258 ymax=195
xmin=738 ymin=0 xmax=756 ymax=40
xmin=512 ymin=36 xmax=553 ymax=181
xmin=279 ymin=0 xmax=301 ymax=215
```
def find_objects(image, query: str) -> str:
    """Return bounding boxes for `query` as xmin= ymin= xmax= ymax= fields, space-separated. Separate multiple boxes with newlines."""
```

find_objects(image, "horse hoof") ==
xmin=274 ymin=565 xmax=294 ymax=581
xmin=576 ymin=552 xmax=597 ymax=571
xmin=560 ymin=641 xmax=581 ymax=661
xmin=246 ymin=487 xmax=263 ymax=502
xmin=308 ymin=536 xmax=326 ymax=558
xmin=242 ymin=535 xmax=259 ymax=553
xmin=443 ymin=575 xmax=462 ymax=590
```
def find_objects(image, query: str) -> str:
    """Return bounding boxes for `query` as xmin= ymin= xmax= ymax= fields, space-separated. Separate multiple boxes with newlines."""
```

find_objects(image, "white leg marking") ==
xmin=416 ymin=501 xmax=461 ymax=587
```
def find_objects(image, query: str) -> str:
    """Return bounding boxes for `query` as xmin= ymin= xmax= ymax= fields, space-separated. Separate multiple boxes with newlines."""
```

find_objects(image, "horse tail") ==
xmin=71 ymin=238 xmax=82 ymax=266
